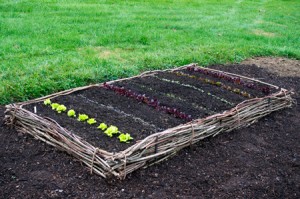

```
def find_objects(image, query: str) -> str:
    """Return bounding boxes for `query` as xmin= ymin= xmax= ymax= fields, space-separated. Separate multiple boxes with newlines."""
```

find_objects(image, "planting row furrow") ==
xmin=155 ymin=72 xmax=246 ymax=105
xmin=78 ymin=94 xmax=163 ymax=132
xmin=43 ymin=98 xmax=134 ymax=143
xmin=119 ymin=75 xmax=232 ymax=113
xmin=185 ymin=66 xmax=271 ymax=95
xmin=102 ymin=83 xmax=193 ymax=121
xmin=79 ymin=87 xmax=182 ymax=130
xmin=115 ymin=81 xmax=202 ymax=118
xmin=154 ymin=76 xmax=234 ymax=106
xmin=26 ymin=94 xmax=159 ymax=151
xmin=174 ymin=71 xmax=253 ymax=99
xmin=134 ymin=83 xmax=217 ymax=116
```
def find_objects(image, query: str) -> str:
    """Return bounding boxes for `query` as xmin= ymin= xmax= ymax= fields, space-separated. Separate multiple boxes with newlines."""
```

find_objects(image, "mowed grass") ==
xmin=0 ymin=0 xmax=299 ymax=104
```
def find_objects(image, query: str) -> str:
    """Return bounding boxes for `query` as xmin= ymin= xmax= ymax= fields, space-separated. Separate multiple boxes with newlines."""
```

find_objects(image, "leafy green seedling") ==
xmin=51 ymin=103 xmax=60 ymax=110
xmin=241 ymin=91 xmax=251 ymax=98
xmin=97 ymin=123 xmax=107 ymax=131
xmin=233 ymin=88 xmax=241 ymax=94
xmin=44 ymin=99 xmax=51 ymax=105
xmin=87 ymin=118 xmax=97 ymax=125
xmin=56 ymin=105 xmax=67 ymax=113
xmin=67 ymin=109 xmax=76 ymax=117
xmin=118 ymin=133 xmax=133 ymax=143
xmin=104 ymin=125 xmax=119 ymax=137
xmin=78 ymin=114 xmax=89 ymax=122
xmin=216 ymin=82 xmax=222 ymax=87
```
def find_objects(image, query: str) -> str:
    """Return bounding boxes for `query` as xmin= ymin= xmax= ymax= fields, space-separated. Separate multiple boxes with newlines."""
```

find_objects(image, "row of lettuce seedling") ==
xmin=154 ymin=76 xmax=234 ymax=106
xmin=43 ymin=99 xmax=133 ymax=143
xmin=173 ymin=71 xmax=252 ymax=98
xmin=102 ymin=83 xmax=193 ymax=121
xmin=186 ymin=66 xmax=271 ymax=94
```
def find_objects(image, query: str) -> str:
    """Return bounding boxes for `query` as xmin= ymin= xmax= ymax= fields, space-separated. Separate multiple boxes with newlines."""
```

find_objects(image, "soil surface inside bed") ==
xmin=25 ymin=66 xmax=277 ymax=152
xmin=1 ymin=57 xmax=300 ymax=198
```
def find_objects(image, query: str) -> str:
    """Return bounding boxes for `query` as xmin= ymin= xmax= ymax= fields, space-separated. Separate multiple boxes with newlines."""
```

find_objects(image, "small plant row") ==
xmin=102 ymin=83 xmax=193 ymax=121
xmin=186 ymin=66 xmax=271 ymax=94
xmin=154 ymin=76 xmax=234 ymax=106
xmin=43 ymin=99 xmax=133 ymax=143
xmin=78 ymin=94 xmax=163 ymax=132
xmin=173 ymin=72 xmax=252 ymax=98
xmin=136 ymin=83 xmax=216 ymax=115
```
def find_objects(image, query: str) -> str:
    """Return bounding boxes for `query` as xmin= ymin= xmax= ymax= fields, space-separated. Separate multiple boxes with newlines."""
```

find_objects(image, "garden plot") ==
xmin=5 ymin=64 xmax=294 ymax=179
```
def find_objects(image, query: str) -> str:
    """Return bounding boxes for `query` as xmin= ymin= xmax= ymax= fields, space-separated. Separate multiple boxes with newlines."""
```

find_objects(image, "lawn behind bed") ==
xmin=0 ymin=0 xmax=299 ymax=104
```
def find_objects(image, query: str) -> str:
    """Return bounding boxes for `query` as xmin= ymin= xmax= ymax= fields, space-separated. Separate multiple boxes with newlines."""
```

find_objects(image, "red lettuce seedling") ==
xmin=102 ymin=83 xmax=192 ymax=121
xmin=186 ymin=66 xmax=271 ymax=94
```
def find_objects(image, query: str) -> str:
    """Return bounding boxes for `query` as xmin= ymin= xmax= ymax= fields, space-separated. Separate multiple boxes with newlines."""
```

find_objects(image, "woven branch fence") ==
xmin=4 ymin=64 xmax=295 ymax=179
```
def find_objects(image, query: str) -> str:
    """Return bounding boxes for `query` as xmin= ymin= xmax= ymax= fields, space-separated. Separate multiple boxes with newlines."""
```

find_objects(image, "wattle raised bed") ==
xmin=4 ymin=64 xmax=294 ymax=179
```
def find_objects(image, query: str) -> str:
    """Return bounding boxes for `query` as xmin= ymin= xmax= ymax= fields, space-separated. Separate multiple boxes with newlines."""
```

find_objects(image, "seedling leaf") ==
xmin=97 ymin=123 xmax=108 ymax=131
xmin=67 ymin=109 xmax=76 ymax=117
xmin=118 ymin=133 xmax=133 ymax=143
xmin=43 ymin=99 xmax=51 ymax=105
xmin=51 ymin=103 xmax=60 ymax=110
xmin=56 ymin=105 xmax=67 ymax=113
xmin=78 ymin=114 xmax=89 ymax=122
xmin=87 ymin=118 xmax=97 ymax=125
xmin=104 ymin=125 xmax=119 ymax=137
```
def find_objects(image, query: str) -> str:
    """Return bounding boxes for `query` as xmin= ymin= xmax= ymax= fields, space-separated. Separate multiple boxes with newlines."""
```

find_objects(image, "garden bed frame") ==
xmin=4 ymin=64 xmax=294 ymax=179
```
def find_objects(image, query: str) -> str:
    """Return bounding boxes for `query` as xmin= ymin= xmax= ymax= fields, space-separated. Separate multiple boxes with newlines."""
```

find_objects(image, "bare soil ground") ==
xmin=241 ymin=57 xmax=300 ymax=77
xmin=1 ymin=57 xmax=299 ymax=198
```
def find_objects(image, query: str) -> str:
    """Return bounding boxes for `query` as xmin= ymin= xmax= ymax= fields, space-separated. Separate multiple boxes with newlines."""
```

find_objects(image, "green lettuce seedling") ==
xmin=118 ymin=133 xmax=133 ymax=143
xmin=56 ymin=105 xmax=67 ymax=113
xmin=67 ymin=109 xmax=76 ymax=117
xmin=87 ymin=118 xmax=97 ymax=125
xmin=78 ymin=114 xmax=89 ymax=122
xmin=104 ymin=125 xmax=119 ymax=137
xmin=241 ymin=91 xmax=251 ymax=98
xmin=51 ymin=103 xmax=60 ymax=110
xmin=97 ymin=123 xmax=107 ymax=131
xmin=44 ymin=99 xmax=51 ymax=105
xmin=233 ymin=88 xmax=241 ymax=94
xmin=216 ymin=82 xmax=222 ymax=87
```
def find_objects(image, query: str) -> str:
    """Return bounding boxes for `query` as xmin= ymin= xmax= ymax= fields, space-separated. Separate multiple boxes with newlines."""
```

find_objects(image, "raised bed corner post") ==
xmin=4 ymin=104 xmax=17 ymax=128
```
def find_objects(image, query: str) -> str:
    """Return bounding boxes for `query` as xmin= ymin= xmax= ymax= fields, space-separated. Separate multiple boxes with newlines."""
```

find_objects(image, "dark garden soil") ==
xmin=24 ymin=66 xmax=273 ymax=152
xmin=1 ymin=57 xmax=300 ymax=198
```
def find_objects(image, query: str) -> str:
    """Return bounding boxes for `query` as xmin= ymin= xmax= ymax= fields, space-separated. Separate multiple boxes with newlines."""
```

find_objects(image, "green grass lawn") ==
xmin=0 ymin=0 xmax=299 ymax=104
